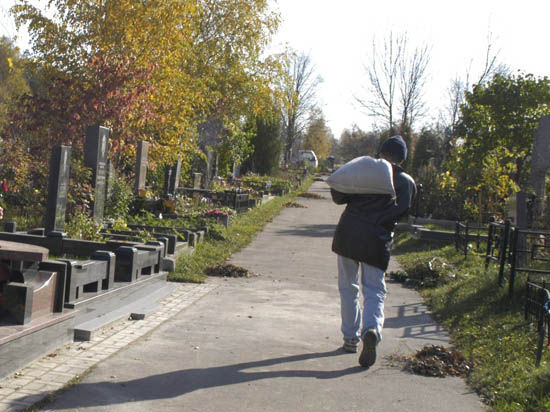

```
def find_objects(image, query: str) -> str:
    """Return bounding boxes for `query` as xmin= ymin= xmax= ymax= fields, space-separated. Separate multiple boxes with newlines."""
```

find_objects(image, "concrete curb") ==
xmin=0 ymin=281 xmax=220 ymax=411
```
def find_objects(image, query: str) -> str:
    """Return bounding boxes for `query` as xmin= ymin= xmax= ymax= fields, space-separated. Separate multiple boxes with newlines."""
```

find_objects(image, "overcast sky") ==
xmin=2 ymin=0 xmax=549 ymax=139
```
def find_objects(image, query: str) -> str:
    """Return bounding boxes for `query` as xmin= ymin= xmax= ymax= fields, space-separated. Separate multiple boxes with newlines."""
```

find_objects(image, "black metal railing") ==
xmin=525 ymin=280 xmax=550 ymax=367
xmin=484 ymin=220 xmax=512 ymax=286
xmin=509 ymin=228 xmax=550 ymax=298
xmin=455 ymin=221 xmax=469 ymax=257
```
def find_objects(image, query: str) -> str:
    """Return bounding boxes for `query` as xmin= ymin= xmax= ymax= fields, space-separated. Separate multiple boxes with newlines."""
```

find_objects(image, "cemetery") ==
xmin=0 ymin=2 xmax=549 ymax=409
xmin=0 ymin=122 xmax=307 ymax=381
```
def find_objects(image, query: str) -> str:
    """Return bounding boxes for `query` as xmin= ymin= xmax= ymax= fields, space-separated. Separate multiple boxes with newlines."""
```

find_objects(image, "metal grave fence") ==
xmin=525 ymin=280 xmax=550 ymax=367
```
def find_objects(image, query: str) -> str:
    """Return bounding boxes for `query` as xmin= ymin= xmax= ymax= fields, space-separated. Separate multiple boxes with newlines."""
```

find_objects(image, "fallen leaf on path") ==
xmin=206 ymin=264 xmax=257 ymax=278
xmin=297 ymin=192 xmax=324 ymax=199
xmin=285 ymin=202 xmax=307 ymax=208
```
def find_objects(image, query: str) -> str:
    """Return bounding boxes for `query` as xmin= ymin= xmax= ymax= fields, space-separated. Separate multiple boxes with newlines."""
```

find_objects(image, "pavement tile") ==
xmin=0 ymin=388 xmax=15 ymax=398
xmin=18 ymin=368 xmax=47 ymax=378
xmin=0 ymin=401 xmax=26 ymax=412
xmin=18 ymin=381 xmax=46 ymax=392
xmin=39 ymin=373 xmax=73 ymax=385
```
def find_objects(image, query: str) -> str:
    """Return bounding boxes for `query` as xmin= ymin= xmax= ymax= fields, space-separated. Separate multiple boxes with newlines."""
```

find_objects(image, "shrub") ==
xmin=65 ymin=209 xmax=102 ymax=241
xmin=105 ymin=176 xmax=134 ymax=220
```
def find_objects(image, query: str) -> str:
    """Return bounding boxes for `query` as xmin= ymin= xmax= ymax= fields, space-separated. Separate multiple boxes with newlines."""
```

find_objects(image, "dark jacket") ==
xmin=331 ymin=164 xmax=416 ymax=271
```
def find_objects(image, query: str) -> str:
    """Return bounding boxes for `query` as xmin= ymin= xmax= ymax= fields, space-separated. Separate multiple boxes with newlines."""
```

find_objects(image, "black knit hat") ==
xmin=379 ymin=135 xmax=407 ymax=162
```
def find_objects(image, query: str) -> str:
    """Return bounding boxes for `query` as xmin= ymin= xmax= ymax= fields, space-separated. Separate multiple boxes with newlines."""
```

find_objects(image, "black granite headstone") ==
xmin=85 ymin=125 xmax=109 ymax=222
xmin=232 ymin=162 xmax=241 ymax=179
xmin=164 ymin=159 xmax=182 ymax=196
xmin=135 ymin=141 xmax=149 ymax=194
xmin=45 ymin=146 xmax=71 ymax=233
xmin=4 ymin=221 xmax=16 ymax=233
xmin=170 ymin=159 xmax=181 ymax=194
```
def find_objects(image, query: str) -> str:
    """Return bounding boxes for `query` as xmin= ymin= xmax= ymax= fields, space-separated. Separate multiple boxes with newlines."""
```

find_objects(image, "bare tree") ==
xmin=356 ymin=32 xmax=430 ymax=135
xmin=399 ymin=40 xmax=430 ymax=133
xmin=477 ymin=31 xmax=509 ymax=85
xmin=356 ymin=32 xmax=404 ymax=134
xmin=442 ymin=31 xmax=510 ymax=135
xmin=280 ymin=51 xmax=322 ymax=164
xmin=444 ymin=75 xmax=469 ymax=135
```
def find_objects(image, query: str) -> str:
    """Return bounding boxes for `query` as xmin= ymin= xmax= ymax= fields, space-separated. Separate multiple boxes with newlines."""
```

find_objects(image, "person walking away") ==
xmin=331 ymin=135 xmax=416 ymax=367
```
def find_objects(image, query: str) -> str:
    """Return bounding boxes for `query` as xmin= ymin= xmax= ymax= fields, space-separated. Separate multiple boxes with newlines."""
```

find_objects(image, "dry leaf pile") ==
xmin=406 ymin=345 xmax=472 ymax=377
xmin=205 ymin=264 xmax=256 ymax=278
xmin=285 ymin=202 xmax=307 ymax=208
xmin=297 ymin=192 xmax=324 ymax=199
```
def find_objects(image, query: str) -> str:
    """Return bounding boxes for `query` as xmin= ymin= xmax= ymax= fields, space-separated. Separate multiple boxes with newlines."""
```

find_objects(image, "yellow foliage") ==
xmin=302 ymin=113 xmax=333 ymax=160
xmin=11 ymin=0 xmax=282 ymax=169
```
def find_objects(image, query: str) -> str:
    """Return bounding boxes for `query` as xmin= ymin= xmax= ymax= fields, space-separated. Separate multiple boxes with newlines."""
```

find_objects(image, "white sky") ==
xmin=271 ymin=0 xmax=550 ymax=138
xmin=2 ymin=0 xmax=549 ymax=139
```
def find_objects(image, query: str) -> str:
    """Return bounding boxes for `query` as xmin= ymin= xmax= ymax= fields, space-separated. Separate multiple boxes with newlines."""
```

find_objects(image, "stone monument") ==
xmin=193 ymin=173 xmax=202 ymax=189
xmin=135 ymin=141 xmax=149 ymax=195
xmin=232 ymin=162 xmax=241 ymax=179
xmin=164 ymin=159 xmax=181 ymax=196
xmin=84 ymin=125 xmax=109 ymax=222
xmin=530 ymin=115 xmax=550 ymax=221
xmin=45 ymin=146 xmax=71 ymax=233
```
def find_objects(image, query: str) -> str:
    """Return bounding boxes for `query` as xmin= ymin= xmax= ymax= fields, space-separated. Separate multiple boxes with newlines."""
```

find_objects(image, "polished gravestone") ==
xmin=0 ymin=242 xmax=59 ymax=324
xmin=2 ymin=269 xmax=62 ymax=324
xmin=45 ymin=145 xmax=71 ymax=233
xmin=85 ymin=125 xmax=109 ymax=222
xmin=164 ymin=159 xmax=182 ymax=196
xmin=530 ymin=115 xmax=550 ymax=220
xmin=135 ymin=141 xmax=149 ymax=194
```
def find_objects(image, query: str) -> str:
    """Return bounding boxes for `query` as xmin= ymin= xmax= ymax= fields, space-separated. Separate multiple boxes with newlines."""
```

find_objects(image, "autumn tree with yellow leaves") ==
xmin=302 ymin=109 xmax=333 ymax=160
xmin=10 ymin=0 xmax=282 ymax=174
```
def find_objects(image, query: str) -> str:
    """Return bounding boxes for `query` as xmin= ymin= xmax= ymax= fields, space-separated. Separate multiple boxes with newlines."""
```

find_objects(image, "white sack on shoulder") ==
xmin=326 ymin=156 xmax=395 ymax=196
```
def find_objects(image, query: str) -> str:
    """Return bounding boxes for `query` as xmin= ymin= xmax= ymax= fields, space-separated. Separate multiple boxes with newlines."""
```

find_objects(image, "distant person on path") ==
xmin=330 ymin=135 xmax=416 ymax=367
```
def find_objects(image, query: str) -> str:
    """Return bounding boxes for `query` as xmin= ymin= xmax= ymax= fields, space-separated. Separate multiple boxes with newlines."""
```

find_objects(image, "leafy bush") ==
xmin=105 ymin=176 xmax=135 ymax=220
xmin=65 ymin=209 xmax=102 ymax=241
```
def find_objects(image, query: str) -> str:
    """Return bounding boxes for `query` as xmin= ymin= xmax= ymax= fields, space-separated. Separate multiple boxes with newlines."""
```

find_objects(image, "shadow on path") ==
xmin=19 ymin=350 xmax=364 ymax=410
xmin=384 ymin=302 xmax=448 ymax=342
xmin=275 ymin=224 xmax=336 ymax=238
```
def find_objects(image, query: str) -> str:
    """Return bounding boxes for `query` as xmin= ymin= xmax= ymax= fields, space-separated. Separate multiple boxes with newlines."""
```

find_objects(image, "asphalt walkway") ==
xmin=11 ymin=180 xmax=484 ymax=411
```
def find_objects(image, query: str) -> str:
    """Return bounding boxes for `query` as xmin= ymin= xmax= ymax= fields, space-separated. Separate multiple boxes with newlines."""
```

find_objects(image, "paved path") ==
xmin=3 ymin=181 xmax=484 ymax=411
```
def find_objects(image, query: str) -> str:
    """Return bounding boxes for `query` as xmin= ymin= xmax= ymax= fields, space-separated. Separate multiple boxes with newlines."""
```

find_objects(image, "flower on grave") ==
xmin=205 ymin=208 xmax=229 ymax=217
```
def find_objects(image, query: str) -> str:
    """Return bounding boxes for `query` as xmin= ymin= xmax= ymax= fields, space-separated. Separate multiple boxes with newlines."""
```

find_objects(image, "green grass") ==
xmin=168 ymin=178 xmax=312 ymax=283
xmin=423 ymin=223 xmax=456 ymax=232
xmin=393 ymin=234 xmax=550 ymax=411
xmin=422 ymin=223 xmax=488 ymax=236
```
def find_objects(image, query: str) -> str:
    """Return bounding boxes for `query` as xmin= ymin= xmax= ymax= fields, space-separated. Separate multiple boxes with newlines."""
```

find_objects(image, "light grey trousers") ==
xmin=337 ymin=255 xmax=387 ymax=341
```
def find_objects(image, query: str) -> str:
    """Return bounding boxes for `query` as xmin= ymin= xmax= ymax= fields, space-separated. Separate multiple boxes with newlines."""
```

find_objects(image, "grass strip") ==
xmin=393 ymin=233 xmax=550 ymax=411
xmin=168 ymin=178 xmax=313 ymax=283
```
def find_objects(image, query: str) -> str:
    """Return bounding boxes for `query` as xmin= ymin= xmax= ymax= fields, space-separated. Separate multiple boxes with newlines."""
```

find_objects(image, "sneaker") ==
xmin=359 ymin=329 xmax=378 ymax=367
xmin=342 ymin=337 xmax=359 ymax=353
